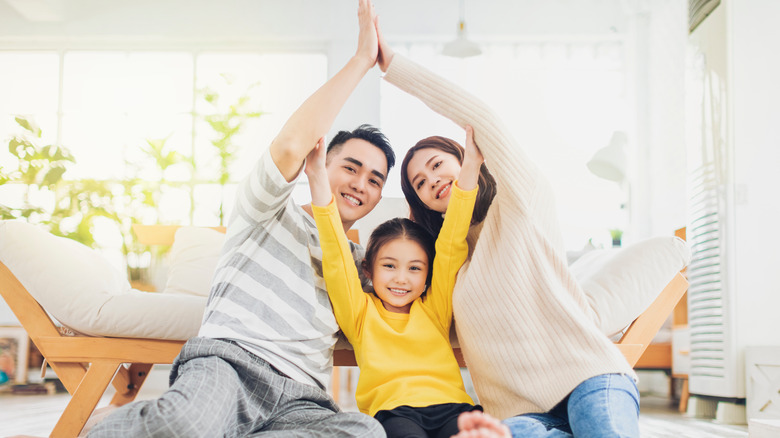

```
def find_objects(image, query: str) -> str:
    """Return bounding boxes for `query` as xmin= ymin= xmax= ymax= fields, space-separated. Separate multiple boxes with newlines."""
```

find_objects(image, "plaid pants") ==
xmin=88 ymin=337 xmax=384 ymax=437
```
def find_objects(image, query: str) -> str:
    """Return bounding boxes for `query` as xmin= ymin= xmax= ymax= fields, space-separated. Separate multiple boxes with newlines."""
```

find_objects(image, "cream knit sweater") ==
xmin=384 ymin=55 xmax=635 ymax=420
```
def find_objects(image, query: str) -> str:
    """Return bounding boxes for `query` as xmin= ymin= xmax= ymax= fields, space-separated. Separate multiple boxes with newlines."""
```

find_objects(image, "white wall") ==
xmin=627 ymin=0 xmax=688 ymax=239
xmin=0 ymin=0 xmax=629 ymax=146
xmin=0 ymin=1 xmax=702 ymax=240
xmin=729 ymin=0 xmax=780 ymax=348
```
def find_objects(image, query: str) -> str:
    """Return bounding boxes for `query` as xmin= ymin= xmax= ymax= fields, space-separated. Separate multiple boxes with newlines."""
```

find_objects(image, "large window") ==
xmin=380 ymin=42 xmax=630 ymax=250
xmin=1 ymin=50 xmax=326 ymax=253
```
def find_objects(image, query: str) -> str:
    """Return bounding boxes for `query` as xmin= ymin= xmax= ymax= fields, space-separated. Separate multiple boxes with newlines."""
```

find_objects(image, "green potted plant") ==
xmin=609 ymin=228 xmax=623 ymax=248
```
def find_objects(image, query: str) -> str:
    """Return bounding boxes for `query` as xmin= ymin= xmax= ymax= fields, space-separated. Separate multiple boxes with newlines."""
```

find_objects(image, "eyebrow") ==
xmin=378 ymin=256 xmax=428 ymax=265
xmin=411 ymin=155 xmax=439 ymax=186
xmin=344 ymin=157 xmax=386 ymax=182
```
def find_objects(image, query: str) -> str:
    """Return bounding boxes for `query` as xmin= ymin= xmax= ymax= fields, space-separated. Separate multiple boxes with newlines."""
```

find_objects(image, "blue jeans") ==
xmin=503 ymin=373 xmax=639 ymax=438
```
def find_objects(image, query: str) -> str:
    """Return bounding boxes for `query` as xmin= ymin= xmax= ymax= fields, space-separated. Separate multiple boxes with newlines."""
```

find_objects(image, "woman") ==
xmin=375 ymin=20 xmax=640 ymax=438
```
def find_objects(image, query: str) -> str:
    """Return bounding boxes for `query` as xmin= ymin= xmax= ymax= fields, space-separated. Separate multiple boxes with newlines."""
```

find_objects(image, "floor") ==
xmin=0 ymin=370 xmax=752 ymax=437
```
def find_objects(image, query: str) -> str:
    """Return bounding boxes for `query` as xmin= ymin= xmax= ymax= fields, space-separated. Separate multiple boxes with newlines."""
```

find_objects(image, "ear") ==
xmin=361 ymin=260 xmax=372 ymax=279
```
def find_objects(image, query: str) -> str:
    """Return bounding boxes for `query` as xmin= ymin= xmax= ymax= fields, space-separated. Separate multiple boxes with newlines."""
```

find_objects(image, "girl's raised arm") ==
xmin=456 ymin=125 xmax=483 ymax=192
xmin=304 ymin=137 xmax=331 ymax=207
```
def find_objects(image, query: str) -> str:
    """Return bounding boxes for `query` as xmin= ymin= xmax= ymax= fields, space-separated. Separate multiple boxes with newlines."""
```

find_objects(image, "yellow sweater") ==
xmin=384 ymin=54 xmax=635 ymax=420
xmin=312 ymin=185 xmax=477 ymax=416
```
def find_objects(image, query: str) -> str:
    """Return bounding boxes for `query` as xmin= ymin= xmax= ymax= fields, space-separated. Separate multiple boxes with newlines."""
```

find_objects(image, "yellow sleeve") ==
xmin=425 ymin=183 xmax=478 ymax=327
xmin=312 ymin=197 xmax=367 ymax=342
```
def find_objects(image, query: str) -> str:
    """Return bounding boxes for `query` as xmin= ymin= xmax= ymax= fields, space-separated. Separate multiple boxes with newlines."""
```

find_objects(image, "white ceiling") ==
xmin=0 ymin=0 xmax=632 ymax=44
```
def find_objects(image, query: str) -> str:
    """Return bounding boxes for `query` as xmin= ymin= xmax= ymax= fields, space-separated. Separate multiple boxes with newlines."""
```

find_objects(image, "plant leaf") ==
xmin=43 ymin=166 xmax=67 ymax=186
xmin=15 ymin=116 xmax=41 ymax=137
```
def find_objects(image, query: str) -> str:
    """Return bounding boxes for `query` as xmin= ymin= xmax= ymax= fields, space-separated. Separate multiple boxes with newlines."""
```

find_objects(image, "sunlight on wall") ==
xmin=1 ymin=43 xmax=629 ymax=255
xmin=380 ymin=42 xmax=629 ymax=250
xmin=0 ymin=50 xmax=326 ymax=256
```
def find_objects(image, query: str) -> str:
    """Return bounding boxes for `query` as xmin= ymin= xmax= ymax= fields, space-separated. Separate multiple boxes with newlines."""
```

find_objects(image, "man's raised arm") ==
xmin=270 ymin=0 xmax=378 ymax=182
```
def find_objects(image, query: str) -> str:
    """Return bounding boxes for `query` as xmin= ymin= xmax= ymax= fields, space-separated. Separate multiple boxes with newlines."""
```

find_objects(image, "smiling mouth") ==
xmin=435 ymin=182 xmax=451 ymax=200
xmin=342 ymin=193 xmax=363 ymax=206
xmin=388 ymin=288 xmax=410 ymax=296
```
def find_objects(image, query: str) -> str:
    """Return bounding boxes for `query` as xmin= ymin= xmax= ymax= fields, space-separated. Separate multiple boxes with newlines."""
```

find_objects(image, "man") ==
xmin=89 ymin=1 xmax=392 ymax=436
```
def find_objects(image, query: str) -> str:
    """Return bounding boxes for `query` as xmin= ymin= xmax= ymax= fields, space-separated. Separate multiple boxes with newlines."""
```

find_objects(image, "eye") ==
xmin=370 ymin=178 xmax=382 ymax=187
xmin=410 ymin=266 xmax=422 ymax=271
xmin=382 ymin=263 xmax=395 ymax=269
xmin=344 ymin=165 xmax=356 ymax=173
xmin=415 ymin=179 xmax=425 ymax=190
xmin=433 ymin=161 xmax=442 ymax=170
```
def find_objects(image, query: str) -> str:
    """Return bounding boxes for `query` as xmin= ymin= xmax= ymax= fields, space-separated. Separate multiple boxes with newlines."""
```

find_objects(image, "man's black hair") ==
xmin=327 ymin=124 xmax=396 ymax=171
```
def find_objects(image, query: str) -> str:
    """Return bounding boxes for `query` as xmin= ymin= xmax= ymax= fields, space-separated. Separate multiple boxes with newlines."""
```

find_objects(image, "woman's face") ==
xmin=405 ymin=148 xmax=462 ymax=213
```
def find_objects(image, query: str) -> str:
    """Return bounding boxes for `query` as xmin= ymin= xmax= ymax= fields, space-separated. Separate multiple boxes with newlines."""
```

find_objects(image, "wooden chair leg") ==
xmin=51 ymin=361 xmax=118 ymax=438
xmin=47 ymin=362 xmax=89 ymax=395
xmin=678 ymin=377 xmax=690 ymax=413
xmin=111 ymin=363 xmax=153 ymax=406
xmin=332 ymin=366 xmax=341 ymax=404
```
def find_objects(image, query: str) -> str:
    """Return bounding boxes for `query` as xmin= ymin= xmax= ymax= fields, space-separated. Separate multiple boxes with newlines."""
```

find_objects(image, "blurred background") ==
xmin=0 ymin=0 xmax=689 ymax=264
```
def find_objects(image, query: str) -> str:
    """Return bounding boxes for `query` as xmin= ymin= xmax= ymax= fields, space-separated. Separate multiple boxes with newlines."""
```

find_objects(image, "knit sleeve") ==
xmin=312 ymin=198 xmax=368 ymax=342
xmin=383 ymin=55 xmax=541 ymax=216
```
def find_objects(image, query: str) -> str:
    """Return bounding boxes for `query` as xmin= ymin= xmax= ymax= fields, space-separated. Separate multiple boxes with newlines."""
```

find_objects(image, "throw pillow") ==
xmin=570 ymin=236 xmax=690 ymax=337
xmin=0 ymin=220 xmax=205 ymax=340
xmin=163 ymin=226 xmax=225 ymax=297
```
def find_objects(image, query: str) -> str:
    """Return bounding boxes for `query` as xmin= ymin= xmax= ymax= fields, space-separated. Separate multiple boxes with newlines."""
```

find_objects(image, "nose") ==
xmin=350 ymin=175 xmax=366 ymax=193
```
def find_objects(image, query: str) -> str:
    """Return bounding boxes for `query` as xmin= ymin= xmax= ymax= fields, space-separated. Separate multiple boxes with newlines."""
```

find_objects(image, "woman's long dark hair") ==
xmin=400 ymin=136 xmax=497 ymax=236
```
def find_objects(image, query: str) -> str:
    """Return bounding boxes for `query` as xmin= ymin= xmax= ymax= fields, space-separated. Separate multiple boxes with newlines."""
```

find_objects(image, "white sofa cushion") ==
xmin=163 ymin=226 xmax=225 ymax=297
xmin=0 ymin=220 xmax=205 ymax=340
xmin=570 ymin=236 xmax=691 ymax=337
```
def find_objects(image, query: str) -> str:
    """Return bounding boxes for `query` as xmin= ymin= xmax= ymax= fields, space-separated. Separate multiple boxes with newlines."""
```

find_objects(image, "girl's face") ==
xmin=405 ymin=148 xmax=462 ymax=213
xmin=367 ymin=237 xmax=429 ymax=314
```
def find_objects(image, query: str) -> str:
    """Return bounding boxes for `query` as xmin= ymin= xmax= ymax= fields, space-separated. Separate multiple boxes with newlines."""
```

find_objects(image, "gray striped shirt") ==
xmin=199 ymin=148 xmax=364 ymax=389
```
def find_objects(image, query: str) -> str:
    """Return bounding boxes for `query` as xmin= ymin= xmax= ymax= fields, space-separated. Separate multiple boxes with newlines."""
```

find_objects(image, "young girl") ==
xmin=305 ymin=127 xmax=510 ymax=438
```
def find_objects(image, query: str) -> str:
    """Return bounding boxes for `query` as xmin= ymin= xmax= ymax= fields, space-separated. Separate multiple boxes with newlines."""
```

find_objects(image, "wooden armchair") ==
xmin=614 ymin=272 xmax=688 ymax=366
xmin=0 ymin=261 xmax=186 ymax=438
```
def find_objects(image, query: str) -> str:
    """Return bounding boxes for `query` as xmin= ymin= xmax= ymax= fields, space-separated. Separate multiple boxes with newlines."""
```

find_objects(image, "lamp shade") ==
xmin=587 ymin=131 xmax=627 ymax=182
xmin=442 ymin=21 xmax=482 ymax=58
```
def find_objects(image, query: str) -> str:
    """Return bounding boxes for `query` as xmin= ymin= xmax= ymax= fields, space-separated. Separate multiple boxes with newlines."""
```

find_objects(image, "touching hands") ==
xmin=356 ymin=0 xmax=379 ymax=67
xmin=376 ymin=15 xmax=395 ymax=72
xmin=304 ymin=137 xmax=327 ymax=177
xmin=463 ymin=125 xmax=484 ymax=167
xmin=457 ymin=125 xmax=484 ymax=192
xmin=305 ymin=138 xmax=332 ymax=207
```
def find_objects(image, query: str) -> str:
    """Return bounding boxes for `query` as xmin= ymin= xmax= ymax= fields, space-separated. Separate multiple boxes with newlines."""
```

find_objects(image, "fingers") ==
xmin=453 ymin=411 xmax=511 ymax=438
xmin=305 ymin=137 xmax=326 ymax=170
xmin=457 ymin=411 xmax=479 ymax=431
xmin=356 ymin=0 xmax=379 ymax=65
xmin=376 ymin=15 xmax=394 ymax=72
xmin=464 ymin=125 xmax=484 ymax=164
xmin=315 ymin=137 xmax=326 ymax=159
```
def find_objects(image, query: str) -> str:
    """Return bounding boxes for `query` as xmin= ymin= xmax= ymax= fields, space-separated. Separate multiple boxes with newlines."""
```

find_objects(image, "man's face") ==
xmin=325 ymin=138 xmax=388 ymax=228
